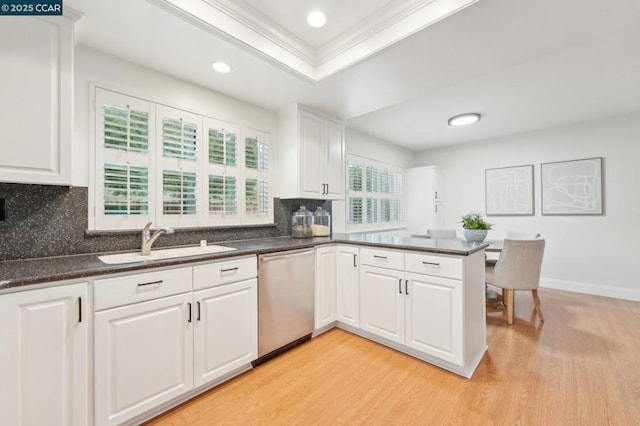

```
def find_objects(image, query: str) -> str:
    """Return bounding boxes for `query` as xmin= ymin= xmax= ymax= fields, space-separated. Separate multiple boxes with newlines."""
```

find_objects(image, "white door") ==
xmin=359 ymin=265 xmax=405 ymax=344
xmin=300 ymin=111 xmax=324 ymax=197
xmin=336 ymin=246 xmax=360 ymax=328
xmin=315 ymin=246 xmax=337 ymax=329
xmin=405 ymin=272 xmax=463 ymax=366
xmin=193 ymin=279 xmax=258 ymax=387
xmin=0 ymin=283 xmax=88 ymax=426
xmin=94 ymin=293 xmax=193 ymax=426
xmin=324 ymin=120 xmax=345 ymax=199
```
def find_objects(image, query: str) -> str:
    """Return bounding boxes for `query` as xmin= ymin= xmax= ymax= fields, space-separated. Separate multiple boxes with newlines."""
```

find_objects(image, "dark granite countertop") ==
xmin=0 ymin=234 xmax=487 ymax=292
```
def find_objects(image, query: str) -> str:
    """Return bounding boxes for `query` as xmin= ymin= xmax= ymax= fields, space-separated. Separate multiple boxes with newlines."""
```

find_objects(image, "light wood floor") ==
xmin=146 ymin=289 xmax=640 ymax=425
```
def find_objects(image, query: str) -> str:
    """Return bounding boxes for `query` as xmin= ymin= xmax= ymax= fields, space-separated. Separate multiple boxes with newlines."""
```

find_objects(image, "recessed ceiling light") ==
xmin=307 ymin=10 xmax=327 ymax=28
xmin=211 ymin=62 xmax=232 ymax=74
xmin=448 ymin=113 xmax=481 ymax=126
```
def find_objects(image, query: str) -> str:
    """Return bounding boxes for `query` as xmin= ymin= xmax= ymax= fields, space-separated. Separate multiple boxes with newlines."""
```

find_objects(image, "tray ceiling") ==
xmin=149 ymin=0 xmax=479 ymax=81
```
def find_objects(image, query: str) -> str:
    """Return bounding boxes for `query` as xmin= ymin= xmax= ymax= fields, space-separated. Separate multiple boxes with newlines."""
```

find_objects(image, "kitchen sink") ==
xmin=98 ymin=245 xmax=237 ymax=264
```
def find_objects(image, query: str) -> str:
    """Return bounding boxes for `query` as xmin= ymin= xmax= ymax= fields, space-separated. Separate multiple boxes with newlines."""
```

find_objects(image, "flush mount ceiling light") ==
xmin=307 ymin=10 xmax=327 ymax=28
xmin=448 ymin=113 xmax=481 ymax=126
xmin=211 ymin=61 xmax=232 ymax=74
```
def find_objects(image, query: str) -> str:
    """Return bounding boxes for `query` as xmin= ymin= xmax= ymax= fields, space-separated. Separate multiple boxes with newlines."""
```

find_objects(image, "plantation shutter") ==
xmin=157 ymin=105 xmax=201 ymax=227
xmin=203 ymin=118 xmax=241 ymax=224
xmin=95 ymin=88 xmax=155 ymax=230
xmin=243 ymin=128 xmax=272 ymax=224
xmin=92 ymin=87 xmax=274 ymax=230
xmin=162 ymin=170 xmax=197 ymax=215
xmin=346 ymin=154 xmax=404 ymax=232
xmin=103 ymin=164 xmax=149 ymax=215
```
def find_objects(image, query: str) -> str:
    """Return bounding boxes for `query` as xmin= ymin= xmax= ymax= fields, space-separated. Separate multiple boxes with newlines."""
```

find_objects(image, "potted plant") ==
xmin=460 ymin=213 xmax=492 ymax=242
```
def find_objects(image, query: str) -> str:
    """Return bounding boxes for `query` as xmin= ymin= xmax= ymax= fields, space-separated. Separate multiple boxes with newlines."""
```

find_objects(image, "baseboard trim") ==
xmin=540 ymin=277 xmax=640 ymax=302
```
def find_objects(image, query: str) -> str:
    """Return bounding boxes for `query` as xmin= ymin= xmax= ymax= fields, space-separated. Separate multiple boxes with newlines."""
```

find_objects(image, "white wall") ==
xmin=73 ymin=45 xmax=277 ymax=187
xmin=346 ymin=127 xmax=414 ymax=167
xmin=333 ymin=127 xmax=414 ymax=233
xmin=414 ymin=112 xmax=640 ymax=301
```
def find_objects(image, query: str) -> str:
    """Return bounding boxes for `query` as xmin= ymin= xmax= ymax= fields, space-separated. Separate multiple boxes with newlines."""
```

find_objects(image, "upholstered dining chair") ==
xmin=485 ymin=238 xmax=545 ymax=325
xmin=506 ymin=231 xmax=541 ymax=239
xmin=427 ymin=228 xmax=457 ymax=239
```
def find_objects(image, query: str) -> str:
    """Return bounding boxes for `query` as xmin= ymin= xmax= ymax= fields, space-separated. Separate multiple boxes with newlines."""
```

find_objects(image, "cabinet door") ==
xmin=336 ymin=245 xmax=360 ymax=328
xmin=324 ymin=120 xmax=345 ymax=199
xmin=0 ymin=283 xmax=88 ymax=426
xmin=359 ymin=265 xmax=405 ymax=344
xmin=300 ymin=111 xmax=324 ymax=197
xmin=0 ymin=16 xmax=73 ymax=185
xmin=193 ymin=279 xmax=257 ymax=387
xmin=315 ymin=246 xmax=337 ymax=329
xmin=94 ymin=293 xmax=193 ymax=426
xmin=405 ymin=272 xmax=463 ymax=366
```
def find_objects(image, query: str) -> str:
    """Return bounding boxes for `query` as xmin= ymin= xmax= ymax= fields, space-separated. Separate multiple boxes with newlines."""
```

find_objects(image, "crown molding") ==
xmin=147 ymin=0 xmax=479 ymax=82
xmin=316 ymin=0 xmax=439 ymax=64
xmin=204 ymin=0 xmax=316 ymax=64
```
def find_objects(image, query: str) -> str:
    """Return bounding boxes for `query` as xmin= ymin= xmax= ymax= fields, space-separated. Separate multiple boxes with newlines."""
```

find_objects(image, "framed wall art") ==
xmin=541 ymin=157 xmax=603 ymax=215
xmin=485 ymin=164 xmax=534 ymax=216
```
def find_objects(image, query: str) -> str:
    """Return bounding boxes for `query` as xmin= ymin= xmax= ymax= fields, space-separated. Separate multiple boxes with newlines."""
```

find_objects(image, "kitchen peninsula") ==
xmin=0 ymin=234 xmax=487 ymax=425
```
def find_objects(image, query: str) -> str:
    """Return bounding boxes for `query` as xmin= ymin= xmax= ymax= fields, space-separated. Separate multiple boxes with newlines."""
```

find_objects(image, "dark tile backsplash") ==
xmin=0 ymin=183 xmax=331 ymax=261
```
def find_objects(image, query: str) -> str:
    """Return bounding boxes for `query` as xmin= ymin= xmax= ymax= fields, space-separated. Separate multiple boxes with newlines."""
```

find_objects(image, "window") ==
xmin=346 ymin=155 xmax=404 ymax=232
xmin=93 ymin=88 xmax=272 ymax=230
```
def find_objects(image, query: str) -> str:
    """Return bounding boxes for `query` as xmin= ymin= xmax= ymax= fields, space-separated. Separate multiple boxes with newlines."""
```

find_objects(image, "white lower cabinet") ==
xmin=359 ymin=265 xmax=405 ymax=344
xmin=94 ymin=293 xmax=194 ymax=426
xmin=335 ymin=245 xmax=360 ymax=328
xmin=405 ymin=272 xmax=463 ymax=366
xmin=193 ymin=279 xmax=257 ymax=387
xmin=94 ymin=256 xmax=258 ymax=425
xmin=0 ymin=283 xmax=89 ymax=426
xmin=359 ymin=248 xmax=470 ymax=370
xmin=315 ymin=246 xmax=337 ymax=330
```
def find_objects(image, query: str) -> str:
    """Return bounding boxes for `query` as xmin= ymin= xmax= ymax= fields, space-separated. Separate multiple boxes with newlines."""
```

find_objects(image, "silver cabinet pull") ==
xmin=137 ymin=280 xmax=163 ymax=287
xmin=353 ymin=253 xmax=357 ymax=267
xmin=374 ymin=255 xmax=388 ymax=259
xmin=197 ymin=301 xmax=201 ymax=321
xmin=398 ymin=278 xmax=402 ymax=294
xmin=422 ymin=261 xmax=440 ymax=266
xmin=405 ymin=280 xmax=409 ymax=295
xmin=220 ymin=267 xmax=239 ymax=272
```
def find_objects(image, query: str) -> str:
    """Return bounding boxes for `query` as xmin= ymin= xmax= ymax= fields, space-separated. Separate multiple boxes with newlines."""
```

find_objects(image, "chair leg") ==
xmin=532 ymin=289 xmax=544 ymax=322
xmin=505 ymin=289 xmax=515 ymax=325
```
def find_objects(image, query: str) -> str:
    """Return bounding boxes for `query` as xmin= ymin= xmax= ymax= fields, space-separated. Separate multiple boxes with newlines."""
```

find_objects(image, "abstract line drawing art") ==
xmin=541 ymin=157 xmax=603 ymax=215
xmin=485 ymin=165 xmax=534 ymax=215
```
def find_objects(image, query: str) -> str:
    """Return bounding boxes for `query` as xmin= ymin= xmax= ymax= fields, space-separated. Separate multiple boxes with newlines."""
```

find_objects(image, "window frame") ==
xmin=346 ymin=154 xmax=405 ymax=233
xmin=91 ymin=86 xmax=273 ymax=231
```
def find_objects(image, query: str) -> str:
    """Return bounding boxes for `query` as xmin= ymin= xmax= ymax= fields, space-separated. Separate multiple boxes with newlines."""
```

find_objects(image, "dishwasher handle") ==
xmin=259 ymin=248 xmax=315 ymax=263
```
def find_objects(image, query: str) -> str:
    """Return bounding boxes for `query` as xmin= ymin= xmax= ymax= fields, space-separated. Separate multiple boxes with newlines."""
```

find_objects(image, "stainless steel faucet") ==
xmin=141 ymin=222 xmax=175 ymax=255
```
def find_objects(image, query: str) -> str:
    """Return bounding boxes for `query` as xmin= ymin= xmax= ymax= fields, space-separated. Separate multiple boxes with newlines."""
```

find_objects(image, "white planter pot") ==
xmin=463 ymin=229 xmax=487 ymax=242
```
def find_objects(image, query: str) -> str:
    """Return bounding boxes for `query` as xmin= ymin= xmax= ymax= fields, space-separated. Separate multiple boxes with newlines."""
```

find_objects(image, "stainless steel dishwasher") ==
xmin=255 ymin=248 xmax=315 ymax=363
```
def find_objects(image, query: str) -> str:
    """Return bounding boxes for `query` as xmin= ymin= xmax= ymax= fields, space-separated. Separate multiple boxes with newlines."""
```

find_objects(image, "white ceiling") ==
xmin=66 ymin=0 xmax=640 ymax=151
xmin=230 ymin=0 xmax=396 ymax=49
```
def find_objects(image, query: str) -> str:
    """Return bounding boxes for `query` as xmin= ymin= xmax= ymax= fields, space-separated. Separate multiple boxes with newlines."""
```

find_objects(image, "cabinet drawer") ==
xmin=193 ymin=256 xmax=257 ymax=290
xmin=405 ymin=252 xmax=462 ymax=280
xmin=360 ymin=248 xmax=404 ymax=270
xmin=94 ymin=267 xmax=192 ymax=311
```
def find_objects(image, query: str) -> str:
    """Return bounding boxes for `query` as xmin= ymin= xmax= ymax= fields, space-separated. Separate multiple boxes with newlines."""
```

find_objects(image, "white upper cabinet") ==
xmin=0 ymin=14 xmax=78 ymax=185
xmin=277 ymin=105 xmax=345 ymax=200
